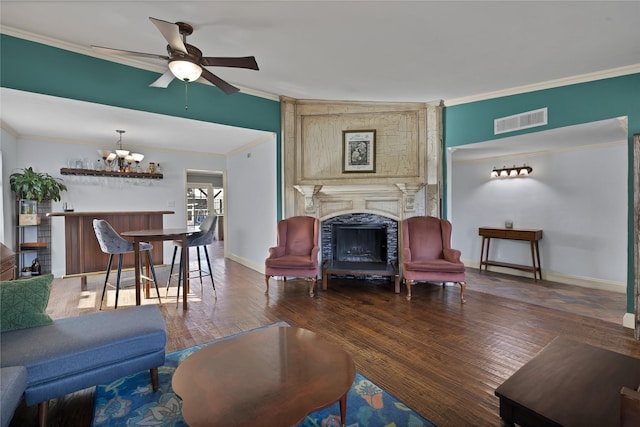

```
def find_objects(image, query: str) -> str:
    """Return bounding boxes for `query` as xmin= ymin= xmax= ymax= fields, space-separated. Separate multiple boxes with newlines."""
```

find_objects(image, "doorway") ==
xmin=186 ymin=171 xmax=224 ymax=240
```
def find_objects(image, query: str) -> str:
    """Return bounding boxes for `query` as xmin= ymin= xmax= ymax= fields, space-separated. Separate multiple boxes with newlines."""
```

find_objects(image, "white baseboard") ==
xmin=623 ymin=313 xmax=636 ymax=329
xmin=226 ymin=253 xmax=265 ymax=274
xmin=463 ymin=260 xmax=626 ymax=293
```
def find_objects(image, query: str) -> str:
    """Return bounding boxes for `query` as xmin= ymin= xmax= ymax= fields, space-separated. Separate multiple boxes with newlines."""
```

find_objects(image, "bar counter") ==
xmin=48 ymin=211 xmax=174 ymax=279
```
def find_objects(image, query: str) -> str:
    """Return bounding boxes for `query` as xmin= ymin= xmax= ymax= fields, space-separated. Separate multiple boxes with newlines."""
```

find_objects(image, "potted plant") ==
xmin=9 ymin=167 xmax=67 ymax=201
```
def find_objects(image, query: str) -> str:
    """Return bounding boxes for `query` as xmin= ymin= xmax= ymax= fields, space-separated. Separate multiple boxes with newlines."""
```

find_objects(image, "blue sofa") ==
xmin=0 ymin=305 xmax=166 ymax=427
xmin=0 ymin=366 xmax=27 ymax=427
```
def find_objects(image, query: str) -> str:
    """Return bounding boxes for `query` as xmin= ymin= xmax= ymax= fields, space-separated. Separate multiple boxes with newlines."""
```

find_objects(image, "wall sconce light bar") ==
xmin=490 ymin=165 xmax=532 ymax=178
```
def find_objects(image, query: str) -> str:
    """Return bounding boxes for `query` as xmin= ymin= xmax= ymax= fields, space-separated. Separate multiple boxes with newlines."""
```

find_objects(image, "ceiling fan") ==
xmin=91 ymin=17 xmax=259 ymax=95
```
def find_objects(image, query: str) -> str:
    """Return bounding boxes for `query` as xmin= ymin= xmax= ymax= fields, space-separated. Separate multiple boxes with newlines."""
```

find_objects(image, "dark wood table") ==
xmin=172 ymin=326 xmax=356 ymax=427
xmin=48 ymin=211 xmax=173 ymax=285
xmin=478 ymin=226 xmax=543 ymax=280
xmin=121 ymin=228 xmax=193 ymax=310
xmin=495 ymin=336 xmax=640 ymax=427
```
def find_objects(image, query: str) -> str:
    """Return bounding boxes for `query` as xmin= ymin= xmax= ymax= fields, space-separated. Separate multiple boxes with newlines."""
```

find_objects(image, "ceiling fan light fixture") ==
xmin=169 ymin=59 xmax=202 ymax=82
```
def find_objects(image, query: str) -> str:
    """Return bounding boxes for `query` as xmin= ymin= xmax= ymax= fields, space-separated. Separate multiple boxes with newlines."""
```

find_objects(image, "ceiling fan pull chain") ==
xmin=184 ymin=81 xmax=189 ymax=110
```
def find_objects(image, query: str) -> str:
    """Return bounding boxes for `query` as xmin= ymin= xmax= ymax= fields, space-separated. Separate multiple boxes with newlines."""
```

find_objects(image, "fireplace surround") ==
xmin=320 ymin=213 xmax=400 ymax=292
xmin=321 ymin=213 xmax=398 ymax=267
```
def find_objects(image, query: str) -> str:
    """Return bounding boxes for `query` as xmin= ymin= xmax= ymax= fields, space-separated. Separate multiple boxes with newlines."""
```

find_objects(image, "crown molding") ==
xmin=226 ymin=133 xmax=275 ymax=158
xmin=0 ymin=120 xmax=19 ymax=137
xmin=4 ymin=26 xmax=638 ymax=108
xmin=445 ymin=64 xmax=640 ymax=106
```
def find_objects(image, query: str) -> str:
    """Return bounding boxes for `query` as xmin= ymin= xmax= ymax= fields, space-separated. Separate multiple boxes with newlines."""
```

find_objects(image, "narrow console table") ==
xmin=478 ymin=227 xmax=542 ymax=280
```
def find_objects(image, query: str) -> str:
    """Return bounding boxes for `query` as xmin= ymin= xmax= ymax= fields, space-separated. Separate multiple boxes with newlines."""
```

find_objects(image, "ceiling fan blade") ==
xmin=149 ymin=70 xmax=176 ymax=88
xmin=91 ymin=45 xmax=169 ymax=61
xmin=149 ymin=17 xmax=188 ymax=54
xmin=201 ymin=69 xmax=239 ymax=95
xmin=200 ymin=56 xmax=259 ymax=70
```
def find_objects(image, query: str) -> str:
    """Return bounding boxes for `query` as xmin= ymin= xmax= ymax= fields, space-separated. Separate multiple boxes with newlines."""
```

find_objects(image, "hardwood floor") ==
xmin=11 ymin=241 xmax=640 ymax=426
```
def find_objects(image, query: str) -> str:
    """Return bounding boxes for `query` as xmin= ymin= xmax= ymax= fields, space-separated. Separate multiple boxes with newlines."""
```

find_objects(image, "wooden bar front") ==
xmin=48 ymin=211 xmax=173 ymax=276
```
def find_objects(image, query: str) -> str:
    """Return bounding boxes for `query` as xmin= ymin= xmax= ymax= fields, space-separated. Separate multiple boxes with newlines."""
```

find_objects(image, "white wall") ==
xmin=226 ymin=135 xmax=278 ymax=272
xmin=1 ymin=129 xmax=18 ymax=246
xmin=2 ymin=134 xmax=277 ymax=277
xmin=450 ymin=142 xmax=627 ymax=291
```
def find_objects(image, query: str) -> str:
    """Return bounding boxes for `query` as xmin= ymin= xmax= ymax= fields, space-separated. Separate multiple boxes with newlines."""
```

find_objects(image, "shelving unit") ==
xmin=15 ymin=199 xmax=51 ymax=276
xmin=60 ymin=168 xmax=163 ymax=179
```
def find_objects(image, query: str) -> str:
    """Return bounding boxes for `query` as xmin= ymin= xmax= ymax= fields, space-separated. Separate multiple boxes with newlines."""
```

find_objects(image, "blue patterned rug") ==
xmin=91 ymin=323 xmax=436 ymax=427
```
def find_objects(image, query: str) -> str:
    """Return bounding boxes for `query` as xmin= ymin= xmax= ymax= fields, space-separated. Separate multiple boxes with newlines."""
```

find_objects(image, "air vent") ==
xmin=494 ymin=108 xmax=548 ymax=135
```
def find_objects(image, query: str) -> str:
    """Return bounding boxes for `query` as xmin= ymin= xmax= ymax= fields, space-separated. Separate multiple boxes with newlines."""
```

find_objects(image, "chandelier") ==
xmin=97 ymin=130 xmax=145 ymax=172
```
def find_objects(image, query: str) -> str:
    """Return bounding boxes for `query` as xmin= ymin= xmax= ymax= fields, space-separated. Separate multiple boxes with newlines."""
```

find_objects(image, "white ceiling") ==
xmin=1 ymin=1 xmax=639 ymax=156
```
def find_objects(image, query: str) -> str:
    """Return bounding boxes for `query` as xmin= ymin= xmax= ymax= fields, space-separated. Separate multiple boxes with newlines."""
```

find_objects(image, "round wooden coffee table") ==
xmin=172 ymin=326 xmax=356 ymax=426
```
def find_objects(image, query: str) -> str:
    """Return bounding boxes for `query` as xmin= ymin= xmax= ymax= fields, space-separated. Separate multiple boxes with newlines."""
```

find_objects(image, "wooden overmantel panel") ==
xmin=300 ymin=111 xmax=421 ymax=181
xmin=293 ymin=100 xmax=426 ymax=185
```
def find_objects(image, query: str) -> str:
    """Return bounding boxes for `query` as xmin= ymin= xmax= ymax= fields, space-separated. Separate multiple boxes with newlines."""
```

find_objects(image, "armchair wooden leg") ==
xmin=38 ymin=401 xmax=49 ymax=427
xmin=308 ymin=278 xmax=316 ymax=297
xmin=150 ymin=367 xmax=159 ymax=391
xmin=265 ymin=275 xmax=271 ymax=294
xmin=458 ymin=281 xmax=467 ymax=304
xmin=405 ymin=279 xmax=412 ymax=301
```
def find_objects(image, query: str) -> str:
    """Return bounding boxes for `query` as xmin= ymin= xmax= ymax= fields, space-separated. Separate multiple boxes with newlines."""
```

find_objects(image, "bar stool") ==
xmin=166 ymin=215 xmax=218 ymax=302
xmin=93 ymin=219 xmax=161 ymax=309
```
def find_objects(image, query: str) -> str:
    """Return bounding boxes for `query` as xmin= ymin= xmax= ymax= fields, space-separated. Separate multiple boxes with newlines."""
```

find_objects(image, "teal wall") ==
xmin=0 ymin=34 xmax=283 ymax=219
xmin=443 ymin=73 xmax=640 ymax=313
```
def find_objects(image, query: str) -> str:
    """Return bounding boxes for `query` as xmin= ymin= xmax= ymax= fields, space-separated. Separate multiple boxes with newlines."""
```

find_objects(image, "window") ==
xmin=186 ymin=184 xmax=223 ymax=227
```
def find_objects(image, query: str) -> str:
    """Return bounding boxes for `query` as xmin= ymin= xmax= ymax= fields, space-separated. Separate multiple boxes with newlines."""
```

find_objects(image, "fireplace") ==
xmin=321 ymin=212 xmax=398 ymax=289
xmin=322 ymin=214 xmax=397 ymax=265
xmin=332 ymin=224 xmax=387 ymax=266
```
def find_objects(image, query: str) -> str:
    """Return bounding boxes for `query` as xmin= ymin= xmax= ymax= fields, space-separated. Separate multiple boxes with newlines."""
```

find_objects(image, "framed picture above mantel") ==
xmin=342 ymin=130 xmax=376 ymax=173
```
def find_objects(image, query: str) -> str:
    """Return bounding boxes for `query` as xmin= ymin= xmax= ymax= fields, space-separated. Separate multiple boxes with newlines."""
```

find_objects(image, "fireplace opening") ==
xmin=332 ymin=224 xmax=387 ymax=269
xmin=321 ymin=213 xmax=399 ymax=289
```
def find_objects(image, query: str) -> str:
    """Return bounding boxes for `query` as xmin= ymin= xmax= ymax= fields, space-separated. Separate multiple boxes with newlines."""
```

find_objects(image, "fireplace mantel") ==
xmin=294 ymin=183 xmax=424 ymax=220
xmin=282 ymin=97 xmax=443 ymax=219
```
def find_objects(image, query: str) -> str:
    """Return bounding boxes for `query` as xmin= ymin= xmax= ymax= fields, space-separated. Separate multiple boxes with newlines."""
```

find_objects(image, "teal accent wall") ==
xmin=443 ymin=73 xmax=640 ymax=313
xmin=0 ymin=34 xmax=283 ymax=219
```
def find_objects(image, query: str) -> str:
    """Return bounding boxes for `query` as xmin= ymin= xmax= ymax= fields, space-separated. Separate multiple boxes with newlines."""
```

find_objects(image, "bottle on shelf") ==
xmin=31 ymin=258 xmax=41 ymax=276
